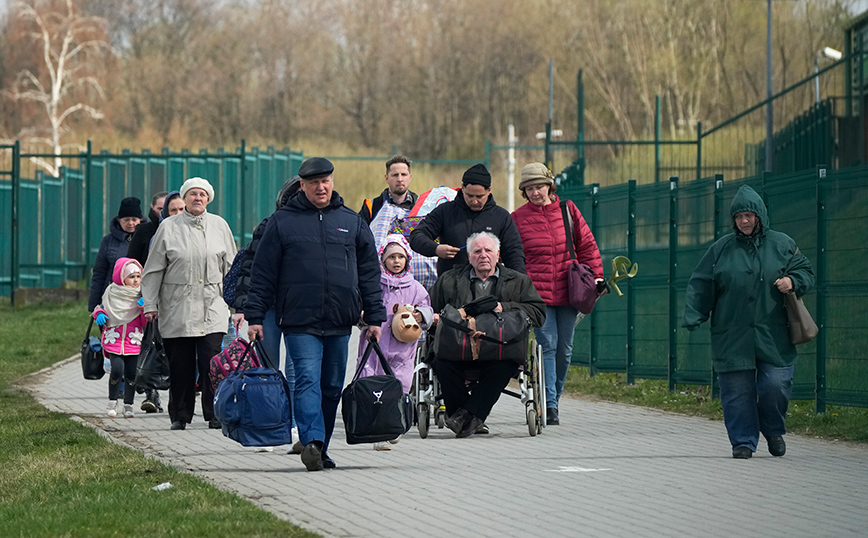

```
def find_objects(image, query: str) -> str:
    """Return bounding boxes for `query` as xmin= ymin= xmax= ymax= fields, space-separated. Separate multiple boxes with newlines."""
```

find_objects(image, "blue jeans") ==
xmin=283 ymin=333 xmax=350 ymax=451
xmin=718 ymin=362 xmax=794 ymax=451
xmin=536 ymin=304 xmax=579 ymax=409
xmin=263 ymin=310 xmax=296 ymax=428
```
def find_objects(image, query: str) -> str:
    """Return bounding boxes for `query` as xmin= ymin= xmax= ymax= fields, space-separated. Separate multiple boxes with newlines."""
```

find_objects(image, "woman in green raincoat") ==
xmin=682 ymin=185 xmax=814 ymax=459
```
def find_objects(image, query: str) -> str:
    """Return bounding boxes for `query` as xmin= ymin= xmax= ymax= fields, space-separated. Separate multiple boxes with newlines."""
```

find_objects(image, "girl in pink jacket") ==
xmin=93 ymin=258 xmax=147 ymax=418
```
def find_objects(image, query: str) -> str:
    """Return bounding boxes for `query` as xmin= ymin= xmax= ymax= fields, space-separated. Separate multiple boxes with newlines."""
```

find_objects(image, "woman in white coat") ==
xmin=142 ymin=177 xmax=237 ymax=431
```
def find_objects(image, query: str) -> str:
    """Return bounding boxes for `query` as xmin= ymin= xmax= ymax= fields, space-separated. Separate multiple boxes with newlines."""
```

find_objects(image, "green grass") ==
xmin=0 ymin=299 xmax=318 ymax=538
xmin=563 ymin=367 xmax=868 ymax=443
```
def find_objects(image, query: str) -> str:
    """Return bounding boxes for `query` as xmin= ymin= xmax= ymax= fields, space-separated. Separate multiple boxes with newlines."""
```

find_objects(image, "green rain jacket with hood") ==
xmin=681 ymin=185 xmax=814 ymax=372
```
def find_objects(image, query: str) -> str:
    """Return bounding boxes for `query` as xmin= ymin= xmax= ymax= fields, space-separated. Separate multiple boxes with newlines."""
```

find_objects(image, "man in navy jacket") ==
xmin=246 ymin=157 xmax=386 ymax=472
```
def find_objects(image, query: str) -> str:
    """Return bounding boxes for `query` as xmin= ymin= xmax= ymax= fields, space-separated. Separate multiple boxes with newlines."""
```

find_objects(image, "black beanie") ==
xmin=117 ymin=197 xmax=144 ymax=219
xmin=462 ymin=163 xmax=491 ymax=188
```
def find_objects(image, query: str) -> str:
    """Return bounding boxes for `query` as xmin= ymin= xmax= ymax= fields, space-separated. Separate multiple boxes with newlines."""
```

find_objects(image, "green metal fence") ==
xmin=0 ymin=141 xmax=303 ymax=296
xmin=559 ymin=165 xmax=868 ymax=411
xmin=548 ymin=52 xmax=865 ymax=188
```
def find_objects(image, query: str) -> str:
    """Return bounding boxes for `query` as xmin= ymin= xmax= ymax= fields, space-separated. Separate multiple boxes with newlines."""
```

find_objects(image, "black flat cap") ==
xmin=462 ymin=163 xmax=491 ymax=188
xmin=298 ymin=157 xmax=334 ymax=180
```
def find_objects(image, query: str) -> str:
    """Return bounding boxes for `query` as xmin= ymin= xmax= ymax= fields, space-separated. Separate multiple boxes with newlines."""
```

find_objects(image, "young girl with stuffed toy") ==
xmin=357 ymin=234 xmax=433 ymax=450
xmin=93 ymin=257 xmax=147 ymax=418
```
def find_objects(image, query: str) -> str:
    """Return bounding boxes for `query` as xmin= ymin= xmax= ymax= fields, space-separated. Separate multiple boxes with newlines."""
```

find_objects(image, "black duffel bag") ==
xmin=135 ymin=322 xmax=171 ymax=391
xmin=434 ymin=304 xmax=530 ymax=364
xmin=341 ymin=339 xmax=413 ymax=444
xmin=81 ymin=317 xmax=105 ymax=380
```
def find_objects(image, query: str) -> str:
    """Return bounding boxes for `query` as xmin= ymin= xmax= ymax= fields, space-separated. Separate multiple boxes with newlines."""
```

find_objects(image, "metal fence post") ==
xmin=589 ymin=183 xmax=600 ymax=377
xmin=711 ymin=174 xmax=724 ymax=399
xmin=544 ymin=121 xmax=552 ymax=170
xmin=626 ymin=179 xmax=637 ymax=384
xmin=860 ymin=51 xmax=866 ymax=164
xmin=240 ymin=139 xmax=247 ymax=246
xmin=695 ymin=122 xmax=703 ymax=181
xmin=668 ymin=176 xmax=679 ymax=392
xmin=815 ymin=166 xmax=827 ymax=413
xmin=577 ymin=70 xmax=585 ymax=166
xmin=11 ymin=140 xmax=20 ymax=296
xmin=84 ymin=141 xmax=92 ymax=271
xmin=655 ymin=96 xmax=661 ymax=183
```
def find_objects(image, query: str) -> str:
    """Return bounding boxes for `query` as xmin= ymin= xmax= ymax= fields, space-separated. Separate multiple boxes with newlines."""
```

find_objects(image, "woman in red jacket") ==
xmin=511 ymin=163 xmax=603 ymax=425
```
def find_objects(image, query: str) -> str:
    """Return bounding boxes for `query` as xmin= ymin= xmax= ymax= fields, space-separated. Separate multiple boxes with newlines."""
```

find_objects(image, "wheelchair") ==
xmin=411 ymin=334 xmax=546 ymax=437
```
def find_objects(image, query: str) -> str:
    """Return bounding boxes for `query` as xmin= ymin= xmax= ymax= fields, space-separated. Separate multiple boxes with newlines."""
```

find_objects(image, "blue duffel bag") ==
xmin=213 ymin=341 xmax=292 ymax=447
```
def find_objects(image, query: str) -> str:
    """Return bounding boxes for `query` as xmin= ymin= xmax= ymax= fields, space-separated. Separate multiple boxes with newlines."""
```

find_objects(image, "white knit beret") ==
xmin=180 ymin=177 xmax=215 ymax=203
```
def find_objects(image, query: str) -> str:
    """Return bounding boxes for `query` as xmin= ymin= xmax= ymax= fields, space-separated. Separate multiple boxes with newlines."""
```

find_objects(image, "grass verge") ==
xmin=0 ymin=299 xmax=318 ymax=537
xmin=563 ymin=367 xmax=868 ymax=443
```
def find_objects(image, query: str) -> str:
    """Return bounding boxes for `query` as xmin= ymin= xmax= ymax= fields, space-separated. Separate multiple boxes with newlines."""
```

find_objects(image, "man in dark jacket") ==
xmin=246 ymin=158 xmax=386 ymax=472
xmin=410 ymin=163 xmax=525 ymax=275
xmin=429 ymin=232 xmax=545 ymax=438
xmin=683 ymin=185 xmax=814 ymax=459
xmin=359 ymin=154 xmax=418 ymax=224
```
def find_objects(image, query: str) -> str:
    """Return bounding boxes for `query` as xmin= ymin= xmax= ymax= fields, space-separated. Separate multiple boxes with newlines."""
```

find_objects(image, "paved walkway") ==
xmin=27 ymin=330 xmax=868 ymax=538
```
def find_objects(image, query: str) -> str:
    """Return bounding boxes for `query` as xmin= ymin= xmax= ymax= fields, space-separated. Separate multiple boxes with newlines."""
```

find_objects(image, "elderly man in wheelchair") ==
xmin=427 ymin=231 xmax=546 ymax=438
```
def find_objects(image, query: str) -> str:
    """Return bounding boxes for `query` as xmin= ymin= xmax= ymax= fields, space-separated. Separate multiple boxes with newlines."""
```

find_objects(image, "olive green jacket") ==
xmin=682 ymin=185 xmax=815 ymax=372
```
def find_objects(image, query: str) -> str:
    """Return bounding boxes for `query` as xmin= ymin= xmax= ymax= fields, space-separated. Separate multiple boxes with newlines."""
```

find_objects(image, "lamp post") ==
xmin=814 ymin=46 xmax=843 ymax=105
xmin=765 ymin=0 xmax=800 ymax=173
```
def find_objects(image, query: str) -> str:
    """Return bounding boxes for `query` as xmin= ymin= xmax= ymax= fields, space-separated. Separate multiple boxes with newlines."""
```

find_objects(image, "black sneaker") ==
xmin=546 ymin=407 xmax=560 ymax=425
xmin=322 ymin=452 xmax=336 ymax=469
xmin=732 ymin=447 xmax=753 ymax=459
xmin=170 ymin=421 xmax=186 ymax=431
xmin=208 ymin=417 xmax=222 ymax=429
xmin=766 ymin=435 xmax=786 ymax=457
xmin=152 ymin=390 xmax=163 ymax=412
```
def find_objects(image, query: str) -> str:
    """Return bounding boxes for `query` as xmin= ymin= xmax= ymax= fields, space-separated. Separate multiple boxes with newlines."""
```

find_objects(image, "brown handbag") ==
xmin=782 ymin=248 xmax=818 ymax=345
xmin=784 ymin=291 xmax=818 ymax=345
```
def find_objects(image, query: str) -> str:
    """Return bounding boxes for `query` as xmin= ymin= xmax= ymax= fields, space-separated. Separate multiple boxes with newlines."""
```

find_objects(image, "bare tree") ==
xmin=2 ymin=0 xmax=112 ymax=175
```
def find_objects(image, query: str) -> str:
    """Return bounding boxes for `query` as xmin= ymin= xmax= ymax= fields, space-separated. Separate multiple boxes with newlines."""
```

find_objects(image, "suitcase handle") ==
xmin=251 ymin=339 xmax=278 ymax=371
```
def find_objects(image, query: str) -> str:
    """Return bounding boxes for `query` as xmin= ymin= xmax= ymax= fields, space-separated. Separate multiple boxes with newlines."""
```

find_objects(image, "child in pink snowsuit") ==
xmin=357 ymin=234 xmax=432 ymax=386
xmin=93 ymin=257 xmax=147 ymax=418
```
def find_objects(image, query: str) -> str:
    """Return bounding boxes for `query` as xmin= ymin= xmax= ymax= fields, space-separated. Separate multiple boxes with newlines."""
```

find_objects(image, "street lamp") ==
xmin=814 ymin=46 xmax=843 ymax=105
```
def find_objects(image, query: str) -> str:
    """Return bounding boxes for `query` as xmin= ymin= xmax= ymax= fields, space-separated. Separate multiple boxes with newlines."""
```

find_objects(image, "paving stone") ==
xmin=27 ymin=329 xmax=868 ymax=538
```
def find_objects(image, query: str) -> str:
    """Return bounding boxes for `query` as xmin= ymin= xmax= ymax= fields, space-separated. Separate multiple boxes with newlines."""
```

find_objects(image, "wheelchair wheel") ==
xmin=417 ymin=403 xmax=430 ymax=438
xmin=436 ymin=406 xmax=447 ymax=429
xmin=527 ymin=406 xmax=538 ymax=436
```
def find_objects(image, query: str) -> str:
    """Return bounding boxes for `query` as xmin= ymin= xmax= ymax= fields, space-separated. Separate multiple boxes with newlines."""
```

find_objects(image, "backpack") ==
xmin=222 ymin=246 xmax=246 ymax=305
xmin=209 ymin=337 xmax=261 ymax=392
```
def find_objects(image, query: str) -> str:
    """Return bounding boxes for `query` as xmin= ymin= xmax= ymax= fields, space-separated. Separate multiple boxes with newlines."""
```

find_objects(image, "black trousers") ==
xmin=162 ymin=333 xmax=223 ymax=424
xmin=107 ymin=352 xmax=137 ymax=405
xmin=432 ymin=360 xmax=517 ymax=421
